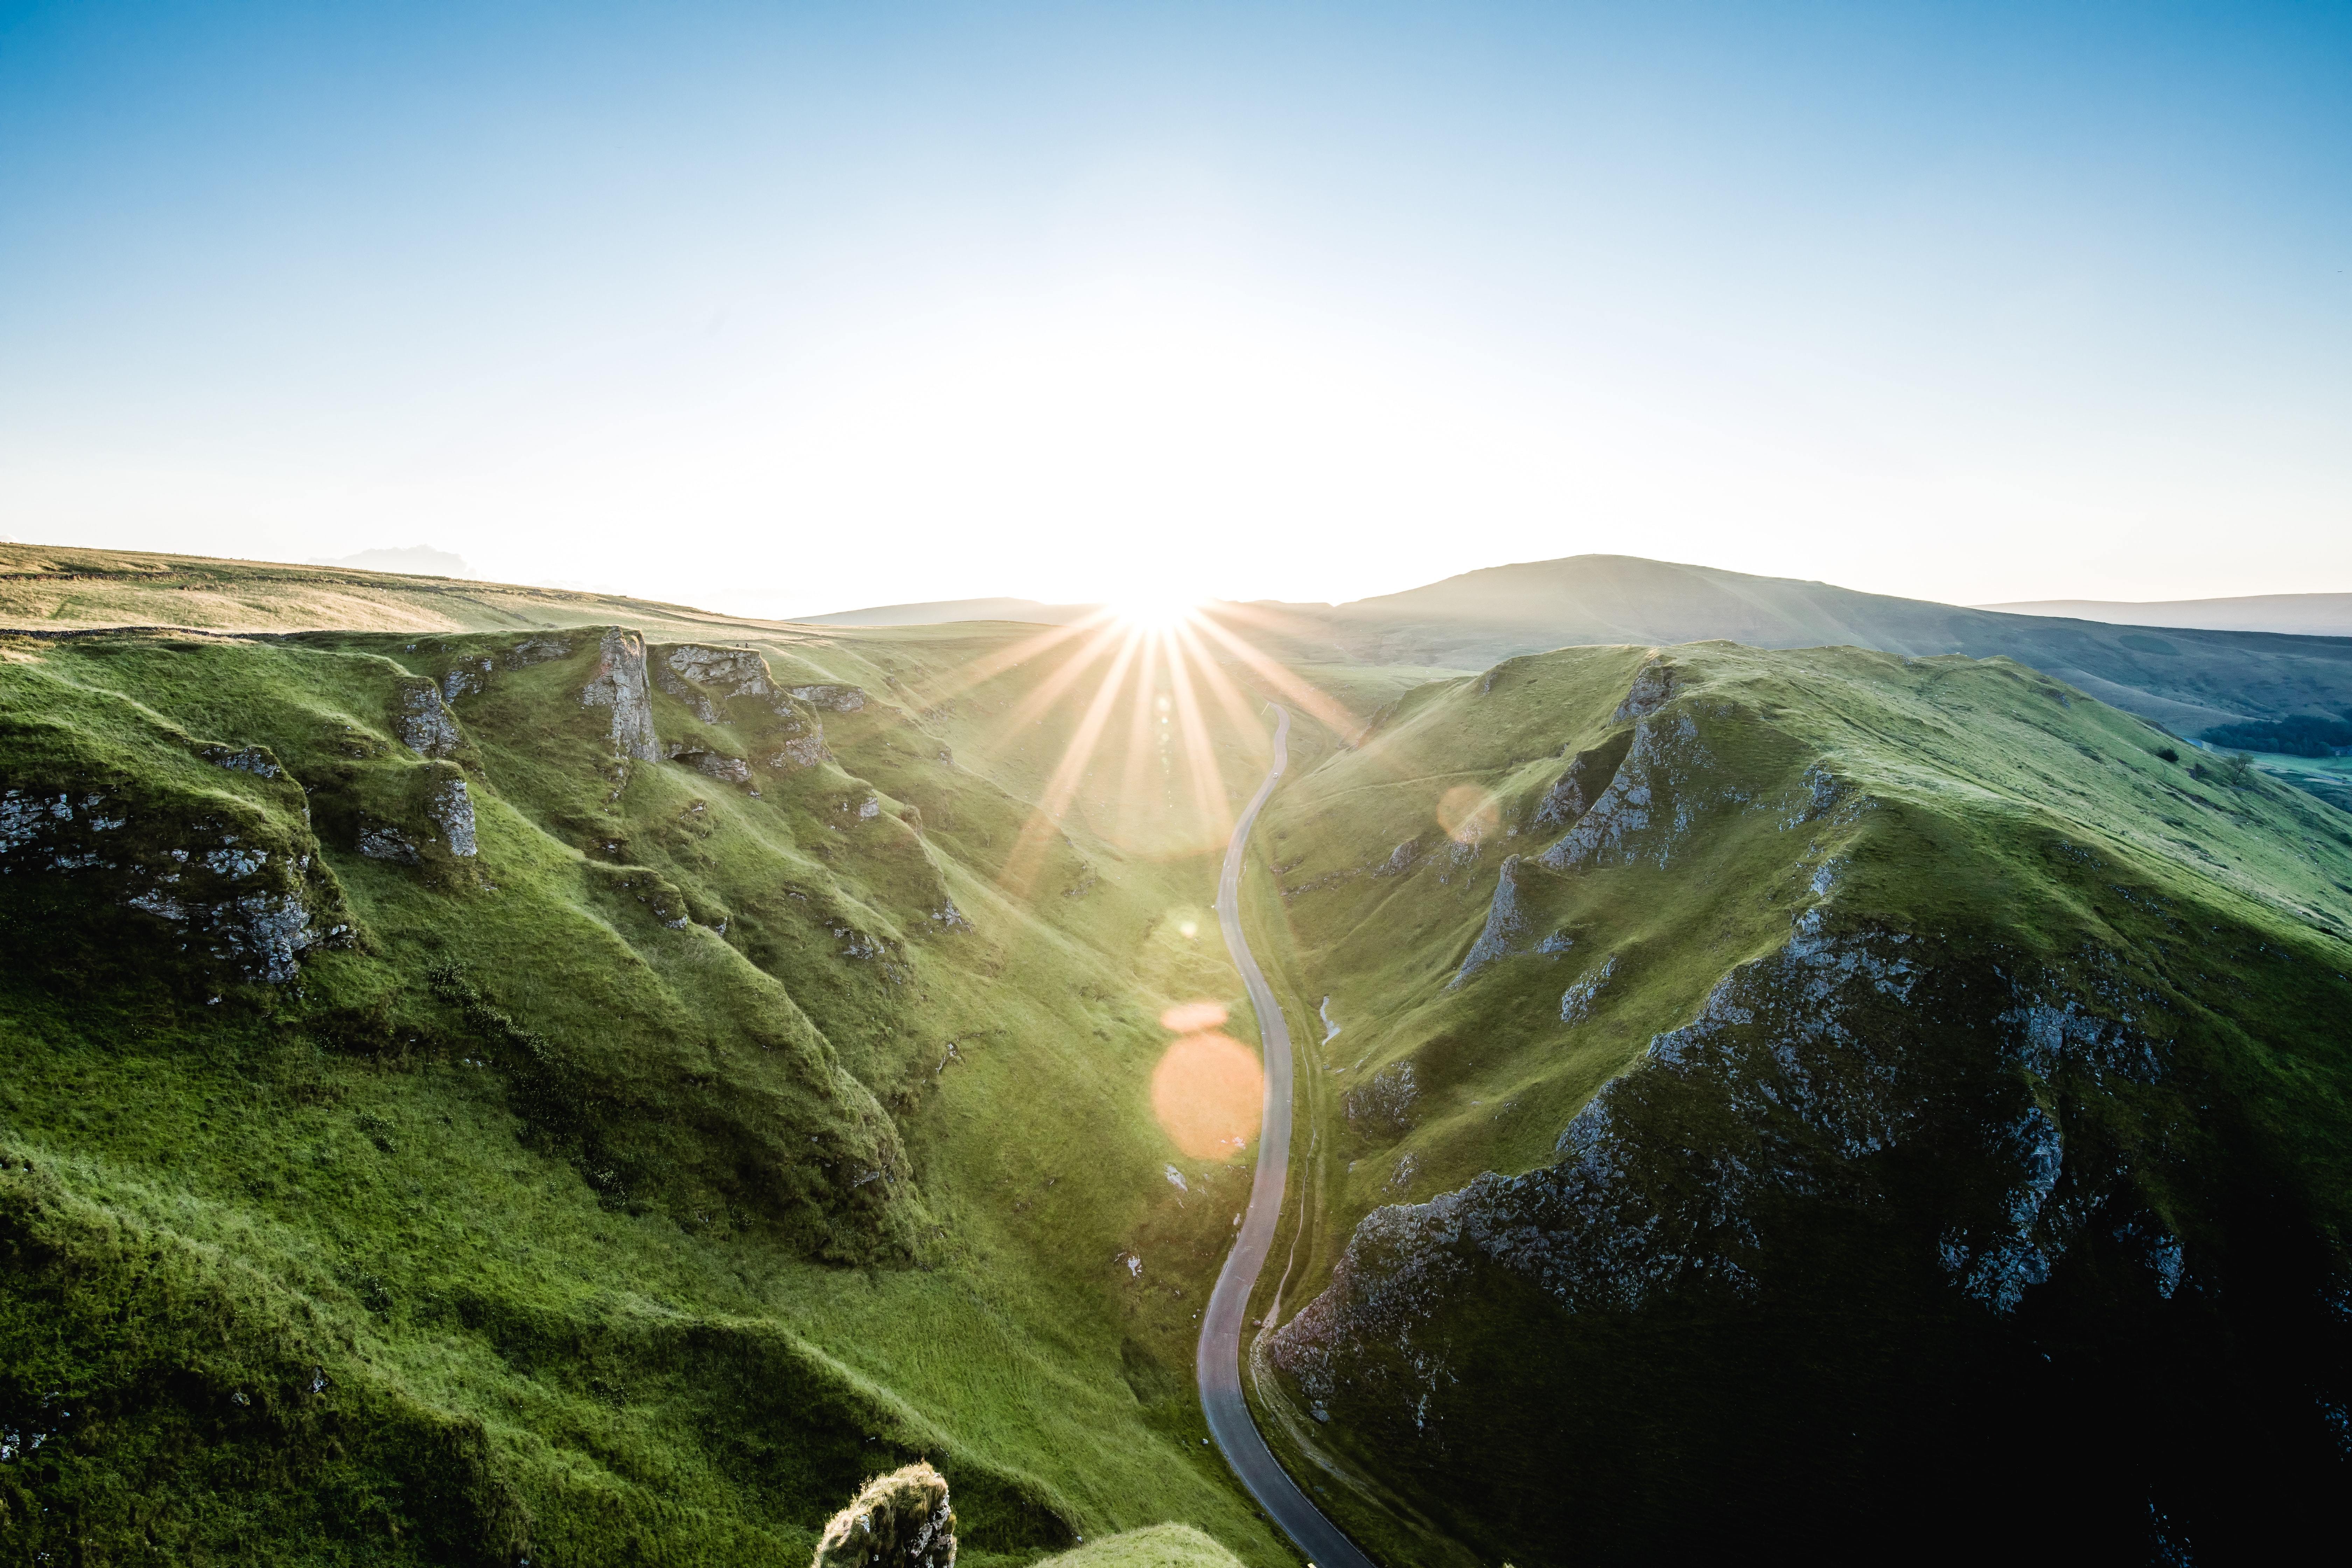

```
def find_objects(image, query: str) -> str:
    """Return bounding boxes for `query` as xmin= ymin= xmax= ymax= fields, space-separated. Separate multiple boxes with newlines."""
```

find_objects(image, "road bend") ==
xmin=1197 ymin=705 xmax=1377 ymax=1568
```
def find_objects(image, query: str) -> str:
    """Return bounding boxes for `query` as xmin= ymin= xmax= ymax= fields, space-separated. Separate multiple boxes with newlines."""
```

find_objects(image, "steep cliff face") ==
xmin=579 ymin=626 xmax=661 ymax=760
xmin=1258 ymin=644 xmax=2352 ymax=1564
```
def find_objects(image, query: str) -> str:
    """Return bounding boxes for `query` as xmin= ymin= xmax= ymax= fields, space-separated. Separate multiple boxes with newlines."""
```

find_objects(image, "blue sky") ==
xmin=2 ymin=1 xmax=2347 ymax=616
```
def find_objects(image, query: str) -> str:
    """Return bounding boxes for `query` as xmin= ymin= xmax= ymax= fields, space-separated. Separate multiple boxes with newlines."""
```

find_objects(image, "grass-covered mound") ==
xmin=0 ymin=624 xmax=1292 ymax=1565
xmin=1244 ymin=642 xmax=2352 ymax=1566
xmin=1033 ymin=1525 xmax=1247 ymax=1568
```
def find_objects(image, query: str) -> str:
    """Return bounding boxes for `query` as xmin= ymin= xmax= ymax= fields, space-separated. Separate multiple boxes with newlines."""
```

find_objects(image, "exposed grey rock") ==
xmin=789 ymin=683 xmax=867 ymax=713
xmin=1784 ymin=761 xmax=1843 ymax=828
xmin=220 ymin=890 xmax=323 ymax=983
xmin=1536 ymin=721 xmax=1658 ymax=871
xmin=2 ymin=786 xmax=337 ymax=982
xmin=429 ymin=777 xmax=478 ymax=857
xmin=1614 ymin=658 xmax=1675 ymax=721
xmin=829 ymin=921 xmax=888 ymax=960
xmin=1346 ymin=1061 xmax=1418 ymax=1134
xmin=1534 ymin=713 xmax=1712 ymax=873
xmin=1452 ymin=855 xmax=1528 ymax=987
xmin=1371 ymin=839 xmax=1423 ymax=877
xmin=395 ymin=679 xmax=464 ymax=758
xmin=442 ymin=655 xmax=494 ymax=701
xmin=686 ymin=752 xmax=751 ymax=784
xmin=1534 ymin=731 xmax=1634 ymax=830
xmin=580 ymin=628 xmax=660 ymax=761
xmin=658 ymin=645 xmax=775 ymax=723
xmin=1559 ymin=954 xmax=1617 ymax=1024
xmin=768 ymin=734 xmax=828 ymax=770
xmin=927 ymin=899 xmax=973 ymax=931
xmin=358 ymin=826 xmax=421 ymax=864
xmin=0 ymin=789 xmax=71 ymax=855
xmin=202 ymin=744 xmax=281 ymax=779
xmin=1534 ymin=768 xmax=1595 ymax=830
xmin=1269 ymin=920 xmax=2173 ymax=1433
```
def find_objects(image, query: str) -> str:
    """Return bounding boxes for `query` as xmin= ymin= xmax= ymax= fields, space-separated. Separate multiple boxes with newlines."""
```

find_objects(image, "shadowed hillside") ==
xmin=1239 ymin=642 xmax=2352 ymax=1565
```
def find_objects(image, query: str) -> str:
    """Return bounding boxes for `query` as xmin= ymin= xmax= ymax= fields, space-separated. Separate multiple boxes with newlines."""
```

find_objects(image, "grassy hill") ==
xmin=1238 ymin=641 xmax=2352 ymax=1564
xmin=1034 ymin=1525 xmax=1247 ymax=1568
xmin=21 ymin=543 xmax=2352 ymax=746
xmin=0 ymin=541 xmax=857 ymax=643
xmin=1254 ymin=553 xmax=2352 ymax=736
xmin=0 ymin=615 xmax=1295 ymax=1565
xmin=10 ymin=542 xmax=2352 ymax=1566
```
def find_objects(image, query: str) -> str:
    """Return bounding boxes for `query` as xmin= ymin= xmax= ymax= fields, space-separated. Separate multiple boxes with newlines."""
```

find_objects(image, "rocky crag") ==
xmin=1258 ymin=643 xmax=2352 ymax=1564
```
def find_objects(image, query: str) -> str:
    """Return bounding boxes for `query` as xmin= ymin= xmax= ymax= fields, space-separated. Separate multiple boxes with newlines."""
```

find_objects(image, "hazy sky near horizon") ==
xmin=3 ymin=1 xmax=2348 ymax=619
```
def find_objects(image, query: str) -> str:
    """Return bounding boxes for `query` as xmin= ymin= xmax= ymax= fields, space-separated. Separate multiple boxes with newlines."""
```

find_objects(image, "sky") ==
xmin=2 ymin=0 xmax=2347 ymax=620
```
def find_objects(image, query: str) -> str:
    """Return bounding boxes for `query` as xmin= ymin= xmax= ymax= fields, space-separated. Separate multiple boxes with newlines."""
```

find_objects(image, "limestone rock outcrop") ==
xmin=580 ymin=628 xmax=660 ymax=761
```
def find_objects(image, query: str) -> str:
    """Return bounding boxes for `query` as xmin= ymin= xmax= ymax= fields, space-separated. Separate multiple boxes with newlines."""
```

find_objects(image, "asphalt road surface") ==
xmin=1196 ymin=705 xmax=1378 ymax=1568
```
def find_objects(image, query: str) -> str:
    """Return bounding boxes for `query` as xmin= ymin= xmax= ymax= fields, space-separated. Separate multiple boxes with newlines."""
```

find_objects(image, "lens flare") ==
xmin=1150 ymin=1031 xmax=1264 ymax=1160
xmin=1160 ymin=1000 xmax=1230 ymax=1033
xmin=1437 ymin=783 xmax=1500 ymax=845
xmin=1107 ymin=590 xmax=1200 ymax=632
xmin=960 ymin=600 xmax=1366 ymax=895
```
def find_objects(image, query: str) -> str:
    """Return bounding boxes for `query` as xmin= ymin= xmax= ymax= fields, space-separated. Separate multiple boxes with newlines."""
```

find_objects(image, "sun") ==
xmin=1106 ymin=589 xmax=1202 ymax=632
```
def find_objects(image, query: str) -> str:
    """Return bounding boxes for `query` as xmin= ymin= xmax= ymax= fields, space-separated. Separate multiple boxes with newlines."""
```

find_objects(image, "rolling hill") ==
xmin=0 ymin=613 xmax=1297 ymax=1565
xmin=1253 ymin=554 xmax=2352 ymax=735
xmin=8 ymin=542 xmax=2352 ymax=1566
xmin=1239 ymin=641 xmax=2352 ymax=1564
xmin=13 ymin=542 xmax=2352 ymax=742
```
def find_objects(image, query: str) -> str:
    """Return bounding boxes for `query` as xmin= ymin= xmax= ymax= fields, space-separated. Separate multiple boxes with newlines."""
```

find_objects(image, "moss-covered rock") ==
xmin=812 ymin=1462 xmax=957 ymax=1568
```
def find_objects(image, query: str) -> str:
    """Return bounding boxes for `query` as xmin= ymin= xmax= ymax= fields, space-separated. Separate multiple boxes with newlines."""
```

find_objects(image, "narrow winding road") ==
xmin=1196 ymin=705 xmax=1378 ymax=1568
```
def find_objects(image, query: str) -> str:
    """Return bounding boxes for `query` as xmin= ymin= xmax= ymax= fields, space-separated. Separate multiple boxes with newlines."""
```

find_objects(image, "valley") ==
xmin=5 ymin=549 xmax=2351 ymax=1565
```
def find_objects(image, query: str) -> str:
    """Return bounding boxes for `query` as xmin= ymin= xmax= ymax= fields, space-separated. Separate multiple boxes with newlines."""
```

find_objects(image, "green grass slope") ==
xmin=0 ymin=622 xmax=1282 ymax=1566
xmin=0 ymin=542 xmax=831 ymax=640
xmin=1243 ymin=641 xmax=2352 ymax=1565
xmin=1033 ymin=1525 xmax=1247 ymax=1568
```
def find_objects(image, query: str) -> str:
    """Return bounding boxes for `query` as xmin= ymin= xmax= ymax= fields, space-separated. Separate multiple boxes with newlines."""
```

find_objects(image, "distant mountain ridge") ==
xmin=10 ymin=541 xmax=2352 ymax=738
xmin=1979 ymin=592 xmax=2352 ymax=639
xmin=793 ymin=596 xmax=1100 ymax=627
xmin=1254 ymin=554 xmax=2352 ymax=736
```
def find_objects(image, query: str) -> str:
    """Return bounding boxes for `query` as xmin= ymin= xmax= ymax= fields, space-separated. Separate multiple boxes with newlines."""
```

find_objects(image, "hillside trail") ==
xmin=1197 ymin=704 xmax=1377 ymax=1568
